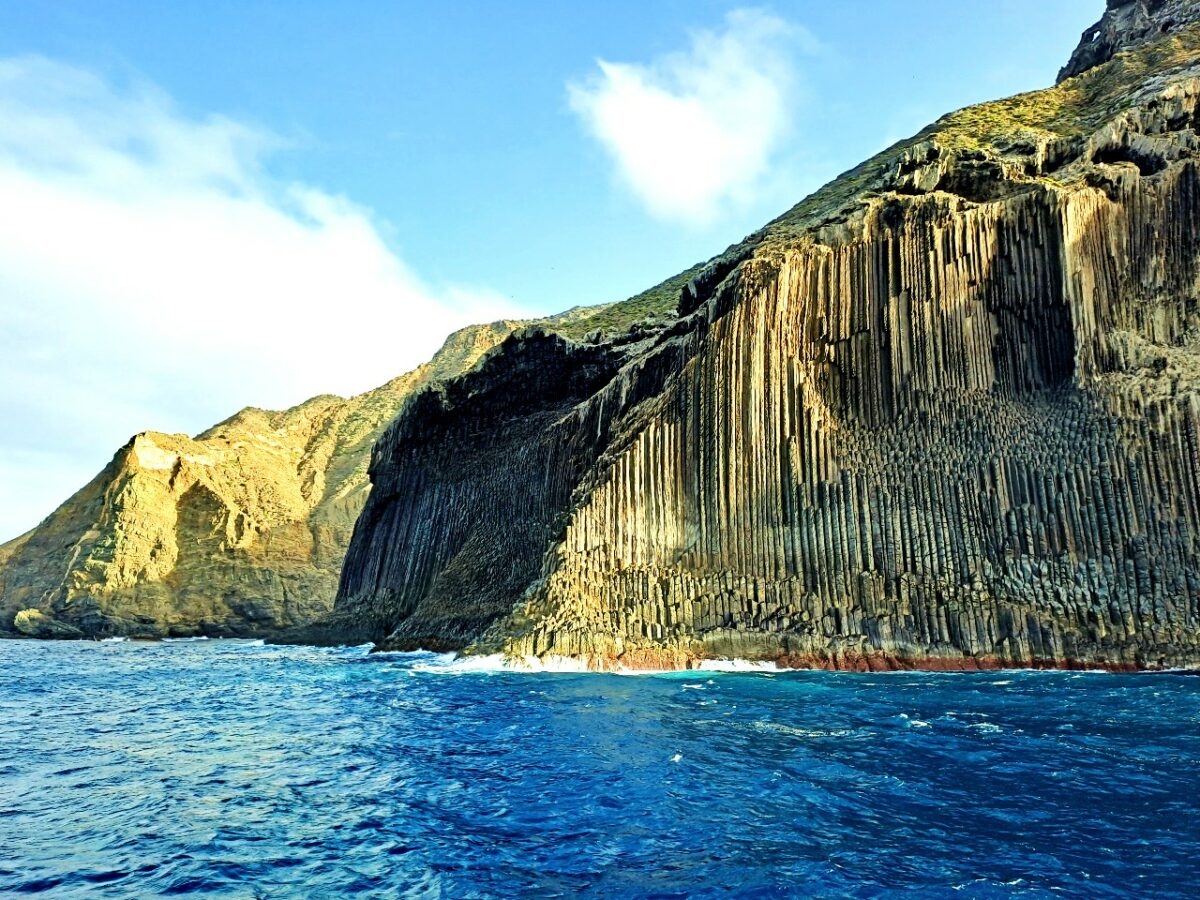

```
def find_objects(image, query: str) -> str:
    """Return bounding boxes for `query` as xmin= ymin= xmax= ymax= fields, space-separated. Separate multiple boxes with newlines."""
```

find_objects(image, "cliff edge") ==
xmin=1059 ymin=0 xmax=1200 ymax=82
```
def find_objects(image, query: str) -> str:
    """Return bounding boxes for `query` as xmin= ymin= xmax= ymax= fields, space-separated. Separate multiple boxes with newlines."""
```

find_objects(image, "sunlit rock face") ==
xmin=0 ymin=322 xmax=518 ymax=638
xmin=337 ymin=18 xmax=1200 ymax=670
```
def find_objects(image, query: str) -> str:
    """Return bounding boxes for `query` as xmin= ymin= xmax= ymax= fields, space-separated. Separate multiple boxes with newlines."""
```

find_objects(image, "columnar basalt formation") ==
xmin=330 ymin=332 xmax=629 ymax=647
xmin=335 ymin=13 xmax=1200 ymax=670
xmin=0 ymin=323 xmax=519 ymax=638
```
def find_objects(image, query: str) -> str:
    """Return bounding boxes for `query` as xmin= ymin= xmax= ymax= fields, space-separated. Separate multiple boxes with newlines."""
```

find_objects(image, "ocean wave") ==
xmin=409 ymin=653 xmax=590 ymax=675
xmin=753 ymin=721 xmax=855 ymax=739
xmin=358 ymin=648 xmax=450 ymax=661
xmin=697 ymin=659 xmax=780 ymax=673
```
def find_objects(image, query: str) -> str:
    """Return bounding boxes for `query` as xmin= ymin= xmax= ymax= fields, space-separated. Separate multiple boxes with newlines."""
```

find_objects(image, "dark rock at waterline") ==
xmin=12 ymin=609 xmax=84 ymax=639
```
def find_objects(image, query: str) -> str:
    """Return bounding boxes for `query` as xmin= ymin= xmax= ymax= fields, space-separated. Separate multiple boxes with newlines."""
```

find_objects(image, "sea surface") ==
xmin=2 ymin=639 xmax=1198 ymax=898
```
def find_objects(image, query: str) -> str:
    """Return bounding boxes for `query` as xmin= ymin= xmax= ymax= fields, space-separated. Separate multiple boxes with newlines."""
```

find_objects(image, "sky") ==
xmin=0 ymin=0 xmax=1100 ymax=542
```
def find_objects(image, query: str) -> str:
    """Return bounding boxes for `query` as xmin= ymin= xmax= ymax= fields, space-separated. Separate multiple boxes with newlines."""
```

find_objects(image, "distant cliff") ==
xmin=0 ymin=280 xmax=690 ymax=641
xmin=0 ymin=322 xmax=519 ymax=638
xmin=334 ymin=4 xmax=1200 ymax=670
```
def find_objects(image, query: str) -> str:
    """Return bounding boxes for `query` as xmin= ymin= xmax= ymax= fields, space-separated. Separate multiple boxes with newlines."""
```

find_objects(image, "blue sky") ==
xmin=0 ymin=0 xmax=1098 ymax=540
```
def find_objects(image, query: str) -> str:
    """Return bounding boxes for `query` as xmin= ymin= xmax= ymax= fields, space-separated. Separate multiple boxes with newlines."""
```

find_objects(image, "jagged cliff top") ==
xmin=553 ymin=6 xmax=1188 ymax=327
xmin=767 ymin=15 xmax=1200 ymax=239
xmin=498 ymin=6 xmax=1200 ymax=351
xmin=1059 ymin=0 xmax=1200 ymax=82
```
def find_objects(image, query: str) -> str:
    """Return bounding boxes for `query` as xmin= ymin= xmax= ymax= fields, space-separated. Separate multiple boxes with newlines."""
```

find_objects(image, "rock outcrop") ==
xmin=335 ymin=10 xmax=1200 ymax=670
xmin=0 ymin=278 xmax=689 ymax=642
xmin=1060 ymin=0 xmax=1200 ymax=82
xmin=0 ymin=322 xmax=519 ymax=638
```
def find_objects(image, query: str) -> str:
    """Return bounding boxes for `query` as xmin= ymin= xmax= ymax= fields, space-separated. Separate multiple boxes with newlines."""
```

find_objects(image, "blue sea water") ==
xmin=2 ymin=640 xmax=1198 ymax=898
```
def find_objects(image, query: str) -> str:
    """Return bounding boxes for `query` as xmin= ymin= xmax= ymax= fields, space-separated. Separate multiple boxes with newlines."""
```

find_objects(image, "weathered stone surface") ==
xmin=12 ymin=608 xmax=84 ymax=639
xmin=335 ymin=17 xmax=1200 ymax=670
xmin=330 ymin=330 xmax=629 ymax=648
xmin=0 ymin=322 xmax=519 ymax=638
xmin=1060 ymin=0 xmax=1200 ymax=83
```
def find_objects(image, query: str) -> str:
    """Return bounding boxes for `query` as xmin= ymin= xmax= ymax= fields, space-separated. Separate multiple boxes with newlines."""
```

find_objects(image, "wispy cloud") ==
xmin=0 ymin=56 xmax=521 ymax=541
xmin=568 ymin=9 xmax=812 ymax=225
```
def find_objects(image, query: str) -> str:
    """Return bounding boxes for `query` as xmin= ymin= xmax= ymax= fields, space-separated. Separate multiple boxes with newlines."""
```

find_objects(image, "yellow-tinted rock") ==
xmin=13 ymin=608 xmax=82 ymax=639
xmin=0 ymin=322 xmax=518 ymax=637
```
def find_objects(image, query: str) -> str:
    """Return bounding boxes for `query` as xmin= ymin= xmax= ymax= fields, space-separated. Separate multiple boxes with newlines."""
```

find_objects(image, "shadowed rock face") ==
xmin=330 ymin=332 xmax=628 ymax=648
xmin=0 ymin=322 xmax=519 ymax=639
xmin=336 ymin=16 xmax=1200 ymax=670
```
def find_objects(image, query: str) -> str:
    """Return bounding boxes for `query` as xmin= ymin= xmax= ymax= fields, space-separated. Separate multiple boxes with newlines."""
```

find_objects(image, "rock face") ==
xmin=12 ymin=609 xmax=83 ymax=639
xmin=0 ymin=323 xmax=519 ymax=638
xmin=1059 ymin=0 xmax=1200 ymax=82
xmin=335 ymin=13 xmax=1200 ymax=670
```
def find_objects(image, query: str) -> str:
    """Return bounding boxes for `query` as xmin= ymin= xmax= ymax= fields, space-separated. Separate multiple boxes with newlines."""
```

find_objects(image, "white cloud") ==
xmin=0 ymin=56 xmax=523 ymax=541
xmin=568 ymin=9 xmax=810 ymax=224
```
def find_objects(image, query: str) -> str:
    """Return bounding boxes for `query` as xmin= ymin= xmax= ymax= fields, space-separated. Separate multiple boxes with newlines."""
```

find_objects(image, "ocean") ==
xmin=2 ymin=639 xmax=1198 ymax=898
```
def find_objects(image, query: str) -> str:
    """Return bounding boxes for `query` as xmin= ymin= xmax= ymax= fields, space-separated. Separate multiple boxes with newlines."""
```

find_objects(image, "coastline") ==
xmin=6 ymin=630 xmax=1198 ymax=676
xmin=465 ymin=651 xmax=1196 ymax=676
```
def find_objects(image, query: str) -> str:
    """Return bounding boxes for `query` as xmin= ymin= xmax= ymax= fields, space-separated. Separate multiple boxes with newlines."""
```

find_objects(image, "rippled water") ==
xmin=2 ymin=640 xmax=1199 ymax=897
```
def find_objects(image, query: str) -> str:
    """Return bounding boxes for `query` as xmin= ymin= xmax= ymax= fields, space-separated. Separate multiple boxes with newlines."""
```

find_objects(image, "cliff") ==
xmin=1059 ymin=0 xmax=1200 ymax=82
xmin=335 ymin=8 xmax=1200 ymax=670
xmin=0 ymin=322 xmax=519 ymax=638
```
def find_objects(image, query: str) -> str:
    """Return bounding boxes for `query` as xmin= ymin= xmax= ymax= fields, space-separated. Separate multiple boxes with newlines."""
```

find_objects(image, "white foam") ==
xmin=753 ymin=721 xmax=854 ymax=739
xmin=163 ymin=636 xmax=210 ymax=642
xmin=697 ymin=659 xmax=781 ymax=673
xmin=403 ymin=652 xmax=780 ymax=676
xmin=410 ymin=653 xmax=591 ymax=675
xmin=371 ymin=649 xmax=455 ymax=662
xmin=99 ymin=636 xmax=128 ymax=643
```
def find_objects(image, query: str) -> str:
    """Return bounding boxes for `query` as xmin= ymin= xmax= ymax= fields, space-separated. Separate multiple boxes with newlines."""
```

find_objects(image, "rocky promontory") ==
xmin=0 ymin=286 xmax=688 ymax=641
xmin=0 ymin=322 xmax=520 ymax=638
xmin=331 ymin=5 xmax=1200 ymax=670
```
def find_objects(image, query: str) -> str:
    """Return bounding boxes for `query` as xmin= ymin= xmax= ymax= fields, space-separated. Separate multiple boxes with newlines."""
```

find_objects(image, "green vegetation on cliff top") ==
xmin=761 ymin=26 xmax=1200 ymax=242
xmin=539 ymin=24 xmax=1200 ymax=344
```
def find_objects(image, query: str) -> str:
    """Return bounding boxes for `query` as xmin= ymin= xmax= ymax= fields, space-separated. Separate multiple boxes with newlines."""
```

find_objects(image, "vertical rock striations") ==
xmin=337 ymin=17 xmax=1200 ymax=670
xmin=332 ymin=332 xmax=627 ymax=647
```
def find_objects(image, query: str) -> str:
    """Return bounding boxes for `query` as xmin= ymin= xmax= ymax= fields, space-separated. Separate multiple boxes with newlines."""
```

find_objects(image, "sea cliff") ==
xmin=0 ymin=323 xmax=519 ymax=638
xmin=333 ymin=2 xmax=1200 ymax=670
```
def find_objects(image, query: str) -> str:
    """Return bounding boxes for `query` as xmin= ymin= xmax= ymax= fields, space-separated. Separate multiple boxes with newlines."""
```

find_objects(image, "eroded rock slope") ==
xmin=0 ymin=323 xmax=518 ymax=638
